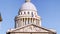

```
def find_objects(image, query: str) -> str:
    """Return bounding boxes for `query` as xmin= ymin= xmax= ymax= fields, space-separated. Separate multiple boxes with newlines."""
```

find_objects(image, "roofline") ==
xmin=7 ymin=24 xmax=56 ymax=33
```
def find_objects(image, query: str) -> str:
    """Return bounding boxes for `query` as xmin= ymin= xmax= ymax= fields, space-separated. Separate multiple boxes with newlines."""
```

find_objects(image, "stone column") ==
xmin=29 ymin=18 xmax=31 ymax=24
xmin=24 ymin=18 xmax=25 ymax=25
xmin=23 ymin=18 xmax=24 ymax=26
xmin=38 ymin=20 xmax=40 ymax=26
xmin=22 ymin=18 xmax=23 ymax=26
xmin=40 ymin=20 xmax=41 ymax=26
xmin=28 ymin=18 xmax=29 ymax=24
xmin=33 ymin=19 xmax=34 ymax=23
xmin=32 ymin=18 xmax=33 ymax=24
xmin=16 ymin=21 xmax=18 ymax=28
xmin=37 ymin=19 xmax=39 ymax=26
xmin=36 ymin=19 xmax=37 ymax=25
xmin=30 ymin=18 xmax=32 ymax=24
xmin=19 ymin=20 xmax=21 ymax=27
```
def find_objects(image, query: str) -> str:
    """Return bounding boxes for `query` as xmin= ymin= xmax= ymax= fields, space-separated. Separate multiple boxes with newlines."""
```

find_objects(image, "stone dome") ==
xmin=20 ymin=1 xmax=37 ymax=11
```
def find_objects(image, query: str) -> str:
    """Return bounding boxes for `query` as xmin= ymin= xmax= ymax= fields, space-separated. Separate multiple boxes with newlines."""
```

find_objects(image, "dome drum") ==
xmin=15 ymin=15 xmax=40 ymax=21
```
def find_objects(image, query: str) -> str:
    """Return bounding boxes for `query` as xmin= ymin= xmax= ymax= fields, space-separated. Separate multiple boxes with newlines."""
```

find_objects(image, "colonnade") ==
xmin=18 ymin=18 xmax=40 ymax=27
xmin=15 ymin=18 xmax=40 ymax=28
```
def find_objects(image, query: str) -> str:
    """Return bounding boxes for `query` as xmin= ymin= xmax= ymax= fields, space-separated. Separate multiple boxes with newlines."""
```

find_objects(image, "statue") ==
xmin=25 ymin=0 xmax=31 ymax=2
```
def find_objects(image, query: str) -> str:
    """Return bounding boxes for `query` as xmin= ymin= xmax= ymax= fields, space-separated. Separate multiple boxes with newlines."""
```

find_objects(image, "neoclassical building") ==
xmin=6 ymin=0 xmax=56 ymax=34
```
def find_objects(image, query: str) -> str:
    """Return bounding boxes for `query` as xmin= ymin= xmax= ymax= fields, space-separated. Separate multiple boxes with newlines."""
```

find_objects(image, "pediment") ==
xmin=9 ymin=24 xmax=53 ymax=32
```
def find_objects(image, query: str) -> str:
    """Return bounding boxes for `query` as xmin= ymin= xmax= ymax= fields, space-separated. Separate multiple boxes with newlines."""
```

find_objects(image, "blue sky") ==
xmin=0 ymin=0 xmax=60 ymax=34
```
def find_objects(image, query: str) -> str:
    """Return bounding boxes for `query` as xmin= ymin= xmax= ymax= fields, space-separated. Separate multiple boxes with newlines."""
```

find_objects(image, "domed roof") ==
xmin=20 ymin=0 xmax=37 ymax=11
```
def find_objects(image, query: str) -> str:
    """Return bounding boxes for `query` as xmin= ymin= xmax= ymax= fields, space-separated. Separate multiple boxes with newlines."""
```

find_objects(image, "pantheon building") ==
xmin=6 ymin=0 xmax=56 ymax=34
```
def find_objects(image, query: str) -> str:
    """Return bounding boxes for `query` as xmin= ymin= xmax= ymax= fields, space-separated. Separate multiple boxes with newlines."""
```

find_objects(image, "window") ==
xmin=31 ymin=12 xmax=34 ymax=17
xmin=20 ymin=12 xmax=22 ymax=15
xmin=24 ymin=12 xmax=26 ymax=14
xmin=28 ymin=12 xmax=29 ymax=14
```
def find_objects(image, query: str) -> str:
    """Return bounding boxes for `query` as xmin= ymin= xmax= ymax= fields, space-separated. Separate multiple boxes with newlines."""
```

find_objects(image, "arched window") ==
xmin=20 ymin=12 xmax=22 ymax=15
xmin=31 ymin=12 xmax=33 ymax=17
xmin=28 ymin=12 xmax=29 ymax=14
xmin=24 ymin=12 xmax=26 ymax=14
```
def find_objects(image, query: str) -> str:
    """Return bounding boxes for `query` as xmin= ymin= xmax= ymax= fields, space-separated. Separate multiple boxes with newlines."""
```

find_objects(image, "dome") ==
xmin=20 ymin=2 xmax=37 ymax=11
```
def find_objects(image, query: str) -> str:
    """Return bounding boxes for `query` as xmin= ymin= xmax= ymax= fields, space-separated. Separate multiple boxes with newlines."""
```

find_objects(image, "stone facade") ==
xmin=6 ymin=24 xmax=56 ymax=34
xmin=9 ymin=32 xmax=55 ymax=34
xmin=6 ymin=0 xmax=56 ymax=34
